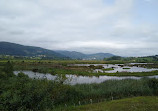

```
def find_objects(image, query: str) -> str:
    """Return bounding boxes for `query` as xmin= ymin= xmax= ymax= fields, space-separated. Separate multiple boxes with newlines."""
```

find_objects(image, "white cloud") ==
xmin=0 ymin=0 xmax=158 ymax=56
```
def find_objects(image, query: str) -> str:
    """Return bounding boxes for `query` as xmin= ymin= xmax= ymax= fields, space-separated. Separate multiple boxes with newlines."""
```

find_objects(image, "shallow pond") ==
xmin=14 ymin=71 xmax=158 ymax=85
xmin=69 ymin=63 xmax=158 ymax=73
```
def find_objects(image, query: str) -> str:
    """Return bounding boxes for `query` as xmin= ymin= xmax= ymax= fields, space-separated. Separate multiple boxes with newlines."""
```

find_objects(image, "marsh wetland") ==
xmin=1 ymin=60 xmax=158 ymax=111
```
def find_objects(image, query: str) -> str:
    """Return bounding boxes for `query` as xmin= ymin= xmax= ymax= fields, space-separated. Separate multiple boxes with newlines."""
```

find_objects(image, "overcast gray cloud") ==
xmin=0 ymin=0 xmax=158 ymax=56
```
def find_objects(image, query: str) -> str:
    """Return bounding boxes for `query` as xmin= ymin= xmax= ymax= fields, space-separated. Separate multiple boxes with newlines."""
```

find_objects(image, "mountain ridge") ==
xmin=0 ymin=41 xmax=67 ymax=59
xmin=55 ymin=51 xmax=115 ymax=60
xmin=0 ymin=41 xmax=115 ymax=60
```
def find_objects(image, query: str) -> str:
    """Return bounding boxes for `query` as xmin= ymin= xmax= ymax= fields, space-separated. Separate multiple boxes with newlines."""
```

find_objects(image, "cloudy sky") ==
xmin=0 ymin=0 xmax=158 ymax=56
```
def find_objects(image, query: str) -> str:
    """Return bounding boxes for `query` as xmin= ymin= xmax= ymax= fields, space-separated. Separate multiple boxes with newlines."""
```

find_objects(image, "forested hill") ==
xmin=0 ymin=42 xmax=68 ymax=59
xmin=0 ymin=42 xmax=115 ymax=60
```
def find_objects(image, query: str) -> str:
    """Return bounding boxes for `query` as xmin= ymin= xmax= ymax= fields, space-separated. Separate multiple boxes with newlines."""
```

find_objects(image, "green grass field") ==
xmin=60 ymin=96 xmax=158 ymax=111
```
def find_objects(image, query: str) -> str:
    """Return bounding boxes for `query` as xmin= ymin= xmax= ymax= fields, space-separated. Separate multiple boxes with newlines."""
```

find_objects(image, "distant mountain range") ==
xmin=0 ymin=42 xmax=115 ymax=60
xmin=55 ymin=50 xmax=115 ymax=60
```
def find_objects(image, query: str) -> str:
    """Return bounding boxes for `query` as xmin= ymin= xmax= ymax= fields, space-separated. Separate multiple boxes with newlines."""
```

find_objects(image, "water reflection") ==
xmin=14 ymin=71 xmax=158 ymax=85
xmin=70 ymin=64 xmax=158 ymax=73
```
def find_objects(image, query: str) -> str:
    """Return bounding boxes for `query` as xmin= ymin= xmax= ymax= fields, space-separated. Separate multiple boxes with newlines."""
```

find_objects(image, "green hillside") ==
xmin=0 ymin=42 xmax=68 ymax=59
xmin=61 ymin=96 xmax=158 ymax=111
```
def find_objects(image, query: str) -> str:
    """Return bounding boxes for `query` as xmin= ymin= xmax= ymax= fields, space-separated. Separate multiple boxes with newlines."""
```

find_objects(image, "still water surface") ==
xmin=70 ymin=64 xmax=158 ymax=73
xmin=14 ymin=70 xmax=158 ymax=85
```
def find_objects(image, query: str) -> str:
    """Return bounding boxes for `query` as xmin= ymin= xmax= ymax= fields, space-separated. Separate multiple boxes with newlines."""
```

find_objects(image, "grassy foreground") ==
xmin=60 ymin=96 xmax=158 ymax=111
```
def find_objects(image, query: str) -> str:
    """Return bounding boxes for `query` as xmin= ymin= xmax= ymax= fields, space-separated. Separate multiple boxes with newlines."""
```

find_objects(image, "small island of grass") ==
xmin=123 ymin=67 xmax=131 ymax=69
xmin=103 ymin=68 xmax=114 ymax=71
